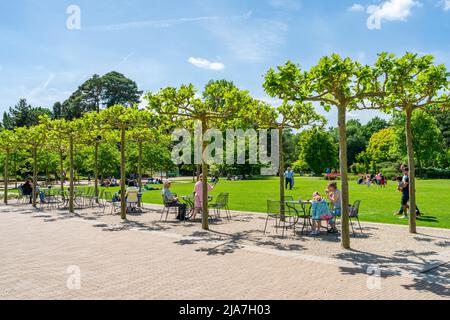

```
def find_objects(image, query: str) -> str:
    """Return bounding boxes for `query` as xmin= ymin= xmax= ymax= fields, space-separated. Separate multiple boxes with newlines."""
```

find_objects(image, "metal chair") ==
xmin=349 ymin=200 xmax=363 ymax=235
xmin=160 ymin=195 xmax=179 ymax=221
xmin=209 ymin=193 xmax=231 ymax=220
xmin=264 ymin=199 xmax=297 ymax=238
xmin=103 ymin=191 xmax=120 ymax=214
xmin=16 ymin=188 xmax=30 ymax=206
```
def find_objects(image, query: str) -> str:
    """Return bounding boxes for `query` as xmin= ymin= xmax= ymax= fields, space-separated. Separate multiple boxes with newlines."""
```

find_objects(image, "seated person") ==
xmin=111 ymin=178 xmax=118 ymax=187
xmin=193 ymin=174 xmax=215 ymax=219
xmin=325 ymin=182 xmax=341 ymax=234
xmin=126 ymin=181 xmax=139 ymax=211
xmin=162 ymin=180 xmax=187 ymax=221
xmin=21 ymin=179 xmax=33 ymax=204
xmin=311 ymin=192 xmax=333 ymax=236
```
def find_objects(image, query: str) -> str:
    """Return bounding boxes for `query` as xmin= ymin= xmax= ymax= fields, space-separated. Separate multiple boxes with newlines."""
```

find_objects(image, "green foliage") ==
xmin=2 ymin=99 xmax=52 ymax=129
xmin=97 ymin=143 xmax=120 ymax=178
xmin=393 ymin=110 xmax=443 ymax=170
xmin=364 ymin=117 xmax=389 ymax=139
xmin=362 ymin=127 xmax=397 ymax=167
xmin=56 ymin=72 xmax=142 ymax=120
xmin=297 ymin=127 xmax=337 ymax=175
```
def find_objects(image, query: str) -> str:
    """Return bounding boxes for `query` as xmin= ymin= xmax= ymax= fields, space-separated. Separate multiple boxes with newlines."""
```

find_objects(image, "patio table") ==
xmin=181 ymin=195 xmax=213 ymax=220
xmin=284 ymin=200 xmax=313 ymax=234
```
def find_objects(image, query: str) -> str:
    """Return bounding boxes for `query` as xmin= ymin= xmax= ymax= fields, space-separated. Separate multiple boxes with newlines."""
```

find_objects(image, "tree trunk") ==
xmin=13 ymin=155 xmax=17 ymax=189
xmin=60 ymin=151 xmax=64 ymax=191
xmin=120 ymin=126 xmax=127 ymax=220
xmin=196 ymin=165 xmax=201 ymax=181
xmin=405 ymin=107 xmax=417 ymax=234
xmin=201 ymin=120 xmax=209 ymax=231
xmin=3 ymin=150 xmax=9 ymax=205
xmin=278 ymin=127 xmax=285 ymax=219
xmin=94 ymin=143 xmax=99 ymax=203
xmin=45 ymin=165 xmax=49 ymax=186
xmin=338 ymin=106 xmax=350 ymax=249
xmin=138 ymin=140 xmax=143 ymax=208
xmin=69 ymin=137 xmax=75 ymax=213
xmin=32 ymin=147 xmax=38 ymax=208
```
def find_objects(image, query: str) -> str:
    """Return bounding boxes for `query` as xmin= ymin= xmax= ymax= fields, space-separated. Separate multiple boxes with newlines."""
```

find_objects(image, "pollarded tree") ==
xmin=0 ymin=129 xmax=17 ymax=204
xmin=264 ymin=55 xmax=384 ymax=249
xmin=47 ymin=130 xmax=69 ymax=191
xmin=15 ymin=125 xmax=47 ymax=208
xmin=80 ymin=112 xmax=107 ymax=202
xmin=41 ymin=116 xmax=85 ymax=213
xmin=146 ymin=80 xmax=253 ymax=230
xmin=127 ymin=126 xmax=168 ymax=207
xmin=253 ymin=101 xmax=324 ymax=215
xmin=99 ymin=105 xmax=151 ymax=220
xmin=369 ymin=53 xmax=450 ymax=233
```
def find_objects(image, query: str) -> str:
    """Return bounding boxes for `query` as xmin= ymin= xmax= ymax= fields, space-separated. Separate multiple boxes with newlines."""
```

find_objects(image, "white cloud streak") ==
xmin=88 ymin=12 xmax=252 ymax=32
xmin=349 ymin=4 xmax=365 ymax=12
xmin=269 ymin=0 xmax=302 ymax=10
xmin=188 ymin=57 xmax=225 ymax=71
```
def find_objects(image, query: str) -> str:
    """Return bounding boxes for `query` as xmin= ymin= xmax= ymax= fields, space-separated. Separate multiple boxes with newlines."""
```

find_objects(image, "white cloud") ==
xmin=188 ymin=57 xmax=225 ymax=71
xmin=29 ymin=73 xmax=55 ymax=97
xmin=207 ymin=19 xmax=288 ymax=62
xmin=269 ymin=0 xmax=302 ymax=10
xmin=441 ymin=0 xmax=450 ymax=11
xmin=89 ymin=12 xmax=252 ymax=32
xmin=366 ymin=0 xmax=421 ymax=30
xmin=349 ymin=4 xmax=365 ymax=12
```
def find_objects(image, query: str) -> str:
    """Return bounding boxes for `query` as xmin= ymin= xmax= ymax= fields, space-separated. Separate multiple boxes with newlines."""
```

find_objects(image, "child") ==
xmin=396 ymin=176 xmax=405 ymax=192
xmin=311 ymin=192 xmax=333 ymax=236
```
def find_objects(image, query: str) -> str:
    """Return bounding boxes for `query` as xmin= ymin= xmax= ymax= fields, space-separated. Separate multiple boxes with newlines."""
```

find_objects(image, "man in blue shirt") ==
xmin=284 ymin=167 xmax=295 ymax=190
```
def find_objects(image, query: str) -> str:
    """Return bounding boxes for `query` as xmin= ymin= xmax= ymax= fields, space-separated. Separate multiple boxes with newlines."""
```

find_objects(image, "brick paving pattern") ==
xmin=0 ymin=202 xmax=449 ymax=300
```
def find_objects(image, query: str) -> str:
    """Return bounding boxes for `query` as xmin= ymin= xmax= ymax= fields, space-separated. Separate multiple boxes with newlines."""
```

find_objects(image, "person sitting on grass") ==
xmin=325 ymin=182 xmax=341 ymax=234
xmin=162 ymin=180 xmax=187 ymax=221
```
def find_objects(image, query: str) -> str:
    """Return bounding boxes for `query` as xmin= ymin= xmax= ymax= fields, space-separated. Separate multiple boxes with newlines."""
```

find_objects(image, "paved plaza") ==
xmin=0 ymin=203 xmax=449 ymax=300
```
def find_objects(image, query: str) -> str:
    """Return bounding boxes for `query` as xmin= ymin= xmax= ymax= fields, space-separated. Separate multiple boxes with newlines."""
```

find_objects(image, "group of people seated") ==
xmin=161 ymin=174 xmax=218 ymax=221
xmin=101 ymin=178 xmax=119 ymax=187
xmin=18 ymin=180 xmax=54 ymax=204
xmin=358 ymin=173 xmax=387 ymax=187
xmin=147 ymin=178 xmax=163 ymax=185
xmin=310 ymin=182 xmax=341 ymax=236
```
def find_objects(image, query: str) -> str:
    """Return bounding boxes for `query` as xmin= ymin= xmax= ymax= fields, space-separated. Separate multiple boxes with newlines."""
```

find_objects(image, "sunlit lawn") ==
xmin=119 ymin=177 xmax=450 ymax=229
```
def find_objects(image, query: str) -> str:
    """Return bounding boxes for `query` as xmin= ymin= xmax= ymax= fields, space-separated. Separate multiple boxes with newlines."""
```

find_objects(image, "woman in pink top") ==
xmin=194 ymin=174 xmax=215 ymax=216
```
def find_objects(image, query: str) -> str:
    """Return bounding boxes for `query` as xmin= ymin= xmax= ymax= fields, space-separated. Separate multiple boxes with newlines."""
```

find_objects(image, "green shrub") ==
xmin=418 ymin=167 xmax=450 ymax=179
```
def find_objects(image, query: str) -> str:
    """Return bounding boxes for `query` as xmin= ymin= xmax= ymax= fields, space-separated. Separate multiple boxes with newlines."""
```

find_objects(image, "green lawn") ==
xmin=130 ymin=177 xmax=449 ymax=229
xmin=5 ymin=177 xmax=449 ymax=229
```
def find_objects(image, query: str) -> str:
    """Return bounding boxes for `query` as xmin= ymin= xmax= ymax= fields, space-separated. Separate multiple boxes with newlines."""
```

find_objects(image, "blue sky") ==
xmin=1 ymin=0 xmax=449 ymax=125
